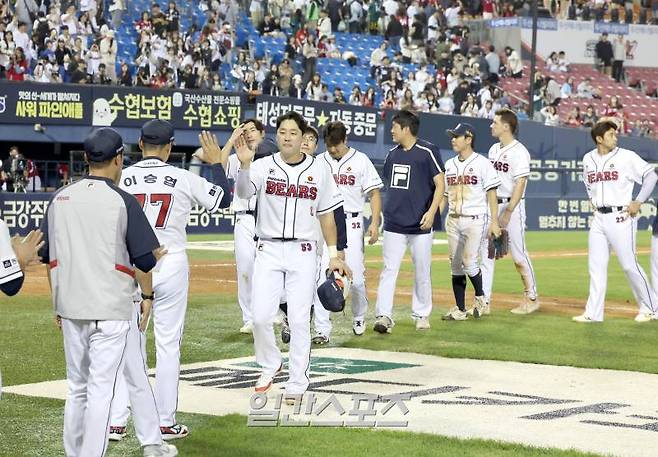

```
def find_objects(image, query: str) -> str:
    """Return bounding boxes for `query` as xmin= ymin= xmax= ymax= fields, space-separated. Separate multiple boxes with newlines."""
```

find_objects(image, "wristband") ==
xmin=328 ymin=245 xmax=338 ymax=258
xmin=141 ymin=292 xmax=155 ymax=300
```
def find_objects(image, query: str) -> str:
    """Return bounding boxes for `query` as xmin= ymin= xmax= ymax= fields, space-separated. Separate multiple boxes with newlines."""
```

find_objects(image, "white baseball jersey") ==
xmin=444 ymin=152 xmax=501 ymax=216
xmin=120 ymin=157 xmax=226 ymax=253
xmin=226 ymin=153 xmax=258 ymax=212
xmin=0 ymin=219 xmax=22 ymax=286
xmin=317 ymin=148 xmax=384 ymax=213
xmin=582 ymin=147 xmax=655 ymax=207
xmin=487 ymin=140 xmax=531 ymax=198
xmin=240 ymin=153 xmax=343 ymax=240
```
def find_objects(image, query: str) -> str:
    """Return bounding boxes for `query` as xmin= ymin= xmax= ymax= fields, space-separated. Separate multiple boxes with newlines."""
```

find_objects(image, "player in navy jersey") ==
xmin=374 ymin=110 xmax=445 ymax=333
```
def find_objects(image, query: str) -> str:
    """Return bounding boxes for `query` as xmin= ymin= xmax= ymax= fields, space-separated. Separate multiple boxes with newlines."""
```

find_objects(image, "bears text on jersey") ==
xmin=587 ymin=170 xmax=619 ymax=184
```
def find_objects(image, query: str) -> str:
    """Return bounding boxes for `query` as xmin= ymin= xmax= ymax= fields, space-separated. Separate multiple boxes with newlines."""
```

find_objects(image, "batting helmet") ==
xmin=317 ymin=270 xmax=351 ymax=313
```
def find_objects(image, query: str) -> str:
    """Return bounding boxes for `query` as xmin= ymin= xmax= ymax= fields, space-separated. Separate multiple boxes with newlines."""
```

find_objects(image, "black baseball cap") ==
xmin=446 ymin=122 xmax=475 ymax=138
xmin=141 ymin=119 xmax=175 ymax=145
xmin=84 ymin=128 xmax=124 ymax=162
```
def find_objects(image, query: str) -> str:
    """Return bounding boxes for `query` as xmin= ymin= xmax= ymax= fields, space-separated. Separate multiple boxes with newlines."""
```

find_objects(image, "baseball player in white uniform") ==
xmin=110 ymin=120 xmax=232 ymax=441
xmin=479 ymin=108 xmax=539 ymax=315
xmin=574 ymin=120 xmax=658 ymax=323
xmin=221 ymin=119 xmax=279 ymax=334
xmin=234 ymin=111 xmax=350 ymax=399
xmin=442 ymin=123 xmax=502 ymax=321
xmin=312 ymin=121 xmax=383 ymax=341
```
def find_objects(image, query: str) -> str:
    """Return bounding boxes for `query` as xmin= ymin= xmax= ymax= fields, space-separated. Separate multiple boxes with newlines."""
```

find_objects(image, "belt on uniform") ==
xmin=596 ymin=206 xmax=625 ymax=214
xmin=271 ymin=237 xmax=298 ymax=241
xmin=348 ymin=212 xmax=361 ymax=218
xmin=497 ymin=197 xmax=511 ymax=203
xmin=448 ymin=214 xmax=482 ymax=219
xmin=236 ymin=210 xmax=255 ymax=216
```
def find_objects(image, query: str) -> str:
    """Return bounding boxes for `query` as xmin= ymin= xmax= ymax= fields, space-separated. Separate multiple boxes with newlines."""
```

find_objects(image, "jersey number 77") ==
xmin=134 ymin=193 xmax=174 ymax=229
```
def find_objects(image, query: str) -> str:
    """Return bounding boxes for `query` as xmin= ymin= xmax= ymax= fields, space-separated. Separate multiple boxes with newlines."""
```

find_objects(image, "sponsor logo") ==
xmin=391 ymin=164 xmax=411 ymax=190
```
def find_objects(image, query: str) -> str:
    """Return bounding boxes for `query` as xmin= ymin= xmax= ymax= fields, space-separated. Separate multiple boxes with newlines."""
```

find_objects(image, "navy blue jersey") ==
xmin=383 ymin=139 xmax=445 ymax=234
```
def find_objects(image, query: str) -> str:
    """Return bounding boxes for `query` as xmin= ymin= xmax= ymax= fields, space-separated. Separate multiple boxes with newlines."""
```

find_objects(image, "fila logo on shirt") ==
xmin=265 ymin=178 xmax=318 ymax=200
xmin=391 ymin=164 xmax=411 ymax=189
xmin=587 ymin=170 xmax=619 ymax=184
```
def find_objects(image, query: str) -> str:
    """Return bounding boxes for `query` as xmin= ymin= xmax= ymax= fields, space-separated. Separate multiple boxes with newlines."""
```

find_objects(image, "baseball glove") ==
xmin=487 ymin=229 xmax=509 ymax=260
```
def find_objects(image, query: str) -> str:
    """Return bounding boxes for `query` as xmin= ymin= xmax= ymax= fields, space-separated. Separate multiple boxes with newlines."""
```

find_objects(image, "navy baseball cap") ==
xmin=141 ymin=119 xmax=175 ymax=145
xmin=84 ymin=128 xmax=124 ymax=162
xmin=446 ymin=122 xmax=475 ymax=138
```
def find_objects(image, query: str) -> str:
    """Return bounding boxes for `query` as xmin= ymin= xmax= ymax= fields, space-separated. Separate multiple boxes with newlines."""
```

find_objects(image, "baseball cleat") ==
xmin=373 ymin=315 xmax=394 ymax=334
xmin=143 ymin=443 xmax=178 ymax=457
xmin=254 ymin=363 xmax=283 ymax=393
xmin=352 ymin=319 xmax=365 ymax=336
xmin=415 ymin=316 xmax=431 ymax=330
xmin=442 ymin=307 xmax=468 ymax=321
xmin=510 ymin=295 xmax=540 ymax=315
xmin=160 ymin=424 xmax=189 ymax=441
xmin=108 ymin=425 xmax=127 ymax=441
xmin=281 ymin=317 xmax=290 ymax=344
xmin=572 ymin=314 xmax=597 ymax=323
xmin=312 ymin=332 xmax=330 ymax=345
xmin=634 ymin=312 xmax=657 ymax=322
xmin=239 ymin=322 xmax=253 ymax=334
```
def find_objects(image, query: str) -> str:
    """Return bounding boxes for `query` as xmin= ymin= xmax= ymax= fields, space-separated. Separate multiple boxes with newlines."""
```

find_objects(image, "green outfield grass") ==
xmin=0 ymin=231 xmax=654 ymax=457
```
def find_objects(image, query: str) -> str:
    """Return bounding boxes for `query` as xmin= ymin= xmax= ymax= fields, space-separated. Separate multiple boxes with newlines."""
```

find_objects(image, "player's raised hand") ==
xmin=328 ymin=257 xmax=353 ymax=280
xmin=235 ymin=133 xmax=255 ymax=166
xmin=198 ymin=131 xmax=223 ymax=164
xmin=12 ymin=229 xmax=44 ymax=270
xmin=153 ymin=245 xmax=168 ymax=261
xmin=419 ymin=210 xmax=435 ymax=231
xmin=367 ymin=222 xmax=379 ymax=245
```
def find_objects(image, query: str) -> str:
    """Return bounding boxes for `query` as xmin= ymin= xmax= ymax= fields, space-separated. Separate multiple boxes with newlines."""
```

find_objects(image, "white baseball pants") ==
xmin=375 ymin=230 xmax=433 ymax=320
xmin=585 ymin=211 xmax=657 ymax=321
xmin=314 ymin=212 xmax=370 ymax=335
xmin=652 ymin=235 xmax=658 ymax=300
xmin=252 ymin=239 xmax=317 ymax=395
xmin=234 ymin=213 xmax=256 ymax=325
xmin=62 ymin=318 xmax=129 ymax=457
xmin=446 ymin=214 xmax=488 ymax=276
xmin=109 ymin=304 xmax=169 ymax=445
xmin=481 ymin=201 xmax=537 ymax=302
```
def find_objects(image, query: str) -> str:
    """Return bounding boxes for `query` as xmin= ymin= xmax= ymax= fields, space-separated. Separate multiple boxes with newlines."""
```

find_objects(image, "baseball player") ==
xmin=221 ymin=118 xmax=279 ymax=334
xmin=234 ymin=111 xmax=350 ymax=399
xmin=478 ymin=108 xmax=538 ymax=315
xmin=109 ymin=120 xmax=232 ymax=441
xmin=652 ymin=207 xmax=658 ymax=301
xmin=574 ymin=120 xmax=658 ymax=323
xmin=312 ymin=121 xmax=383 ymax=341
xmin=442 ymin=123 xmax=502 ymax=321
xmin=38 ymin=128 xmax=176 ymax=457
xmin=373 ymin=110 xmax=445 ymax=333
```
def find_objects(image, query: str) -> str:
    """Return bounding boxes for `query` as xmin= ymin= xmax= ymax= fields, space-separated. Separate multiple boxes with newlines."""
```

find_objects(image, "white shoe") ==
xmin=143 ymin=443 xmax=178 ymax=457
xmin=239 ymin=322 xmax=253 ymax=334
xmin=572 ymin=314 xmax=597 ymax=323
xmin=373 ymin=315 xmax=394 ymax=334
xmin=352 ymin=319 xmax=365 ymax=336
xmin=254 ymin=363 xmax=283 ymax=393
xmin=312 ymin=332 xmax=330 ymax=345
xmin=442 ymin=307 xmax=468 ymax=321
xmin=511 ymin=295 xmax=540 ymax=315
xmin=415 ymin=316 xmax=431 ymax=330
xmin=108 ymin=426 xmax=127 ymax=441
xmin=634 ymin=312 xmax=657 ymax=322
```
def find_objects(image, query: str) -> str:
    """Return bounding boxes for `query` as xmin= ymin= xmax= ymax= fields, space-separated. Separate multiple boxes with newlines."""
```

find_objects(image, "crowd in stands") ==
xmin=0 ymin=0 xmax=656 ymax=137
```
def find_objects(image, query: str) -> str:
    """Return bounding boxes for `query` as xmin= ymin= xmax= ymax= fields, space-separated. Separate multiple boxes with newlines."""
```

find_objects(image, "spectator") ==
xmin=284 ymin=35 xmax=298 ymax=59
xmin=595 ymin=33 xmax=613 ymax=76
xmin=485 ymin=45 xmax=500 ymax=82
xmin=211 ymin=72 xmax=222 ymax=91
xmin=362 ymin=86 xmax=376 ymax=106
xmin=348 ymin=0 xmax=363 ymax=33
xmin=250 ymin=0 xmax=264 ymax=28
xmin=612 ymin=34 xmax=625 ymax=82
xmin=198 ymin=67 xmax=213 ymax=90
xmin=60 ymin=4 xmax=78 ymax=36
xmin=399 ymin=88 xmax=416 ymax=111
xmin=150 ymin=3 xmax=168 ymax=36
xmin=110 ymin=0 xmax=127 ymax=30
xmin=302 ymin=34 xmax=318 ymax=85
xmin=7 ymin=48 xmax=28 ymax=81
xmin=544 ymin=76 xmax=561 ymax=105
xmin=419 ymin=91 xmax=439 ymax=112
xmin=0 ymin=31 xmax=16 ymax=75
xmin=319 ymin=83 xmax=333 ymax=102
xmin=327 ymin=0 xmax=343 ymax=31
xmin=546 ymin=51 xmax=560 ymax=72
xmin=367 ymin=1 xmax=381 ymax=35
xmin=478 ymin=99 xmax=496 ymax=119
xmin=452 ymin=79 xmax=470 ymax=114
xmin=290 ymin=74 xmax=306 ymax=98
xmin=242 ymin=70 xmax=260 ymax=102
xmin=258 ymin=13 xmax=278 ymax=36
xmin=482 ymin=0 xmax=497 ymax=19
xmin=437 ymin=89 xmax=455 ymax=114
xmin=100 ymin=28 xmax=117 ymax=81
xmin=306 ymin=73 xmax=323 ymax=100
xmin=94 ymin=63 xmax=113 ymax=85
xmin=333 ymin=87 xmax=346 ymax=103
xmin=13 ymin=22 xmax=29 ymax=53
xmin=460 ymin=93 xmax=479 ymax=117
xmin=445 ymin=1 xmax=463 ymax=27
xmin=165 ymin=1 xmax=180 ymax=33
xmin=277 ymin=58 xmax=294 ymax=96
xmin=318 ymin=9 xmax=332 ymax=38
xmin=262 ymin=63 xmax=280 ymax=95
xmin=349 ymin=86 xmax=363 ymax=105
xmin=118 ymin=62 xmax=133 ymax=86
xmin=380 ymin=89 xmax=397 ymax=109
xmin=505 ymin=46 xmax=523 ymax=78
xmin=370 ymin=40 xmax=387 ymax=77
xmin=1 ymin=146 xmax=28 ymax=192
xmin=384 ymin=15 xmax=403 ymax=51
xmin=540 ymin=105 xmax=560 ymax=126
xmin=561 ymin=76 xmax=575 ymax=98
xmin=557 ymin=51 xmax=570 ymax=72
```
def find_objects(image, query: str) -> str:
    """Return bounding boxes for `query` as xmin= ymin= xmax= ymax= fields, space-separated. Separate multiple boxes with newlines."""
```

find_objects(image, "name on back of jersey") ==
xmin=123 ymin=173 xmax=179 ymax=188
xmin=265 ymin=176 xmax=318 ymax=200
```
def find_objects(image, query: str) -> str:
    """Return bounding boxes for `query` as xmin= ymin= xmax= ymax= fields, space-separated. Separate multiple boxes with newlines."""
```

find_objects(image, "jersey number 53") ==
xmin=134 ymin=193 xmax=173 ymax=229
